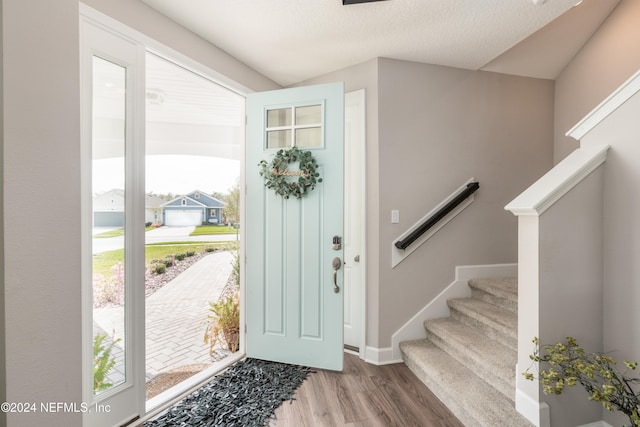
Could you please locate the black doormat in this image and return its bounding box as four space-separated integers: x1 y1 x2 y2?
145 358 312 427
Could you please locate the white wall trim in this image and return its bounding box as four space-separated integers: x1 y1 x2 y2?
364 346 401 365
504 145 609 216
578 423 614 427
566 69 640 141
390 263 517 361
392 178 477 268
516 387 551 427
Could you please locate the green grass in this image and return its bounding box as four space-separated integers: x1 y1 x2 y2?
93 226 155 238
93 228 124 238
190 225 238 236
92 241 236 277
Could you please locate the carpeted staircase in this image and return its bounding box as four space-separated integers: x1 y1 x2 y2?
399 277 534 427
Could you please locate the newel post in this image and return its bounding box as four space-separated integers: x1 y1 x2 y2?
505 145 608 427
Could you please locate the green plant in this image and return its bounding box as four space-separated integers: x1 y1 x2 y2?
175 253 187 261
151 263 166 275
186 250 196 257
93 333 120 393
525 337 640 426
203 291 240 354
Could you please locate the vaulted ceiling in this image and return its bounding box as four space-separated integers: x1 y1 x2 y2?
141 0 620 87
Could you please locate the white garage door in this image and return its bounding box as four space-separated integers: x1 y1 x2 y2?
165 209 202 226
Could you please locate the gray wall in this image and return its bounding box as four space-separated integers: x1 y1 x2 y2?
0 1 6 425
3 0 82 425
555 3 640 425
1 1 277 426
554 0 639 163
298 58 554 349
376 59 554 346
578 91 640 427
538 168 604 427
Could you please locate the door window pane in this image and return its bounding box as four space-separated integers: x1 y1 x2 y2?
265 104 323 149
295 128 321 148
295 105 321 126
267 108 292 128
267 130 291 149
92 56 127 395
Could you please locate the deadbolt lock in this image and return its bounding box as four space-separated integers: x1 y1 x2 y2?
332 236 342 250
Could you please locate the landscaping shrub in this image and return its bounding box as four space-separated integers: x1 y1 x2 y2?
151 263 166 275
186 250 196 257
175 253 187 261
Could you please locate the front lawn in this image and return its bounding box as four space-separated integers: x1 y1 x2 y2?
92 241 235 277
190 224 238 236
94 226 155 238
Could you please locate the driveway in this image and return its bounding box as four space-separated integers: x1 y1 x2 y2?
92 226 239 254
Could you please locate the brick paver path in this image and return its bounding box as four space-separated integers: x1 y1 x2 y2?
93 250 233 386
145 250 232 377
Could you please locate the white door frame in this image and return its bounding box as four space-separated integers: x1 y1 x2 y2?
80 11 146 426
344 89 367 359
80 4 371 423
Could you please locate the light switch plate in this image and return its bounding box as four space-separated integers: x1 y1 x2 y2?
391 210 400 223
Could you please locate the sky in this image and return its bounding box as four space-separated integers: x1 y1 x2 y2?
93 154 240 196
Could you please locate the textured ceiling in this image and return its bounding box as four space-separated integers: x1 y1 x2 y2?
141 0 619 86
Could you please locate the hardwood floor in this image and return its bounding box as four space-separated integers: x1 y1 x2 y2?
271 353 464 427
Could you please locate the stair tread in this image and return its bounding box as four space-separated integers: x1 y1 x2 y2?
468 277 517 302
425 317 516 382
400 339 533 427
448 297 517 335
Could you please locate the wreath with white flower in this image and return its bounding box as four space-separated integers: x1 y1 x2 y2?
258 147 322 199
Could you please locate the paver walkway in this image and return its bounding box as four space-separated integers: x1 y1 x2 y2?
93 250 233 385
145 250 232 376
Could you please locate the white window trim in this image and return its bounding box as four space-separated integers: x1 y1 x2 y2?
80 3 249 422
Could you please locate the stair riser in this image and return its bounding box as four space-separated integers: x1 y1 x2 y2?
470 288 517 314
425 328 514 401
450 308 517 352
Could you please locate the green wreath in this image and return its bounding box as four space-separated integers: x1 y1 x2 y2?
258 146 322 199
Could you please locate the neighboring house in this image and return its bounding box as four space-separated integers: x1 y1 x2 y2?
4 1 640 427
145 193 165 225
93 191 171 227
161 190 224 226
92 188 124 227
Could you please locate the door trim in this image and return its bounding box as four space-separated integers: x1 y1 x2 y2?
345 89 367 360
80 5 251 423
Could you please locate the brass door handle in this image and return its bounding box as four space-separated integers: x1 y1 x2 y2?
332 257 341 293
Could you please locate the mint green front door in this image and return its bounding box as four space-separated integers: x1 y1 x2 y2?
246 82 344 371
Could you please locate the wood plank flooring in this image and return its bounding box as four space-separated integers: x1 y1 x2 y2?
270 353 464 427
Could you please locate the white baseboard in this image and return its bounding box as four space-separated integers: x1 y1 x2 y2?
364 346 402 365
515 388 550 427
390 263 517 360
578 423 613 427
